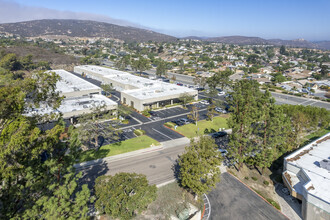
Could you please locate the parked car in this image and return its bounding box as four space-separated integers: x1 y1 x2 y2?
196 87 204 91
215 107 223 112
218 91 225 96
211 131 227 138
149 111 158 117
200 100 210 105
179 118 190 124
219 148 228 157
215 107 227 114
176 82 183 86
171 120 184 126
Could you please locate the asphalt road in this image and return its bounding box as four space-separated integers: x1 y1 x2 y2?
80 140 188 187
270 92 330 110
208 173 288 220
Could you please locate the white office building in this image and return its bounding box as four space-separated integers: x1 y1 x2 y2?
27 70 117 119
283 132 330 220
74 65 198 111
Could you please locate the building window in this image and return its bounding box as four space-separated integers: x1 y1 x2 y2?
130 101 134 108
123 97 126 104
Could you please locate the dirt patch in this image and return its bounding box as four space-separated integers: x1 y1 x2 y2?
135 182 202 220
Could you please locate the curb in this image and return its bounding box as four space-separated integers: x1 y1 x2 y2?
74 144 163 169
156 179 176 188
201 193 211 220
164 124 186 137
227 172 290 220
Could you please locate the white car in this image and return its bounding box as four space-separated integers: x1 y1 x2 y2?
200 100 210 105
215 107 223 112
218 91 225 96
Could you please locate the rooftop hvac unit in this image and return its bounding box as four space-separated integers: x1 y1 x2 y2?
320 159 330 171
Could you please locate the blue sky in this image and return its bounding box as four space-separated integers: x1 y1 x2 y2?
5 0 330 40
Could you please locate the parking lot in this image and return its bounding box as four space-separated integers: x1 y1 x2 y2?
148 106 190 121
208 173 288 220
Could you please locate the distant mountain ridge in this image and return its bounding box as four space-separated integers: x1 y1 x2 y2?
0 19 177 42
186 35 329 50
0 19 329 50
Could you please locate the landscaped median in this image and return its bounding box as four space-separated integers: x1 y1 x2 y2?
78 135 160 163
170 116 229 138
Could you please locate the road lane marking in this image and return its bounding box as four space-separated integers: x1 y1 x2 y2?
152 128 173 140
306 101 317 106
300 100 314 105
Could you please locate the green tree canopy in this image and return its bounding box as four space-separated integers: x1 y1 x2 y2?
178 136 222 196
95 173 157 219
156 59 167 78
0 68 93 219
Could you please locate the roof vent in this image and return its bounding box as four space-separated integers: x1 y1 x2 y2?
320 159 330 171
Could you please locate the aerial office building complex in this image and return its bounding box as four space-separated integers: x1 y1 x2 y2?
28 70 117 119
283 132 330 220
74 65 198 111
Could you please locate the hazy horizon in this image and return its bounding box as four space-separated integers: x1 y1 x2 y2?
0 0 329 41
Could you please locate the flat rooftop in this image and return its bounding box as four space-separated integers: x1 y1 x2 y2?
50 69 101 94
285 133 330 203
123 84 196 100
75 65 197 100
27 94 117 117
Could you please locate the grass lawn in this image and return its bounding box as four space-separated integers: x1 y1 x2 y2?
79 135 160 163
176 116 228 138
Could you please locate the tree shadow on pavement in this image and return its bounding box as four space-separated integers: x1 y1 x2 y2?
78 161 110 190
172 159 181 183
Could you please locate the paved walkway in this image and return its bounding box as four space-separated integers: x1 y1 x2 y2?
74 137 190 170
275 183 302 220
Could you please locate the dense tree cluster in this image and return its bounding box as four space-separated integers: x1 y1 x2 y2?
95 173 157 219
227 80 330 172
0 64 93 218
0 52 50 71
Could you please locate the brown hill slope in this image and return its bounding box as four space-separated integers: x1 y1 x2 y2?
0 19 177 42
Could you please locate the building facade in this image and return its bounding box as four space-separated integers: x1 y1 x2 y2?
283 133 330 220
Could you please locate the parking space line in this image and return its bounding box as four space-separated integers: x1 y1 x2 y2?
152 128 173 140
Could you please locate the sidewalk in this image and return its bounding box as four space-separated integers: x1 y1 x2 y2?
74 144 163 170
74 137 190 170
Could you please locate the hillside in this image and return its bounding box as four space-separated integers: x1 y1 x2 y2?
3 46 79 66
204 35 323 49
0 19 177 43
206 36 267 45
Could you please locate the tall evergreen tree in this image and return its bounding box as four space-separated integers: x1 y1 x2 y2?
178 136 222 196
227 80 261 170
249 91 291 172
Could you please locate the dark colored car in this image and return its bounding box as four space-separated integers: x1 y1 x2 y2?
179 118 190 124
196 87 204 91
149 111 158 117
211 131 227 138
176 82 183 86
171 120 184 126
